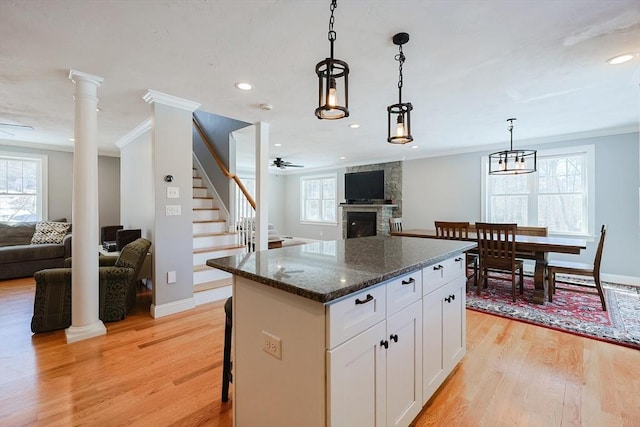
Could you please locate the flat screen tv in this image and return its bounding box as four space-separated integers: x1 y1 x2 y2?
345 170 385 202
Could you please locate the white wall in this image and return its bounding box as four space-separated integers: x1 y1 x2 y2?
403 132 640 280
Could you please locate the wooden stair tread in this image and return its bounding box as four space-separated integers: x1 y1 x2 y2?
193 207 220 211
193 244 246 254
193 219 225 224
193 278 232 293
193 231 237 238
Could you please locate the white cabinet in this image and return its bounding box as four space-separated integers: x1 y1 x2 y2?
327 271 422 427
422 258 466 403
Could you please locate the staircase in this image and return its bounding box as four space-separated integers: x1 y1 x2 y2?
192 167 246 305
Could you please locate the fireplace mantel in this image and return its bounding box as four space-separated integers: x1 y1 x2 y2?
340 204 398 238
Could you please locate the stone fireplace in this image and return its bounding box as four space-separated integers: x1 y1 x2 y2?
341 204 397 238
346 212 377 238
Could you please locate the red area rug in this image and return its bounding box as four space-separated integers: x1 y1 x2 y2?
466 274 640 349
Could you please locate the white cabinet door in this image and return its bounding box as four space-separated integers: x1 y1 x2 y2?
327 321 387 427
422 283 445 403
442 276 466 370
386 300 423 427
422 275 466 403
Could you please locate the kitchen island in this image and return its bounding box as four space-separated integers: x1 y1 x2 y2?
207 235 475 427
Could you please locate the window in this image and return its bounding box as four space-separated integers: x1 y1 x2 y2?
0 152 47 222
301 174 337 224
482 145 594 237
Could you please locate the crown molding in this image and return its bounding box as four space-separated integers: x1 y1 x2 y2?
116 118 152 149
142 90 200 112
68 69 104 86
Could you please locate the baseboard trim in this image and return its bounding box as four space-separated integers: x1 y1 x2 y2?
600 273 639 287
194 285 232 305
66 321 107 343
151 297 196 318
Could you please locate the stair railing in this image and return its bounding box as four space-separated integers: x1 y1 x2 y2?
193 117 256 252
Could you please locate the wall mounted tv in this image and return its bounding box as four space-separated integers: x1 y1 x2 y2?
345 170 385 203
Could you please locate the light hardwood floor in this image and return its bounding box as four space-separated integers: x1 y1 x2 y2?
1 277 638 426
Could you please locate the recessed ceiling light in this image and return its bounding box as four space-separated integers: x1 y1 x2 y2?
411 145 418 149
235 82 254 90
606 54 634 65
69 138 75 142
274 143 282 147
349 124 360 129
339 156 346 160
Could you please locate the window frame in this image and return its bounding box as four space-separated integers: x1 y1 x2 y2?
0 151 48 222
300 173 338 226
481 144 595 240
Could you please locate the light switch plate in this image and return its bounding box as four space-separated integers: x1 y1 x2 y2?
167 271 176 284
167 187 179 199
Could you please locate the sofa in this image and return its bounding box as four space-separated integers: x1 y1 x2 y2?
0 221 72 280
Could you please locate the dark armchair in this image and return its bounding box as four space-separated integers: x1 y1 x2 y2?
31 238 151 333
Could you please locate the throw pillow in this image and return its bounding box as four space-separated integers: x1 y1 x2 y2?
30 222 71 245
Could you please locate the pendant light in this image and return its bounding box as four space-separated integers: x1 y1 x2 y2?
387 32 413 144
315 0 349 120
488 118 537 175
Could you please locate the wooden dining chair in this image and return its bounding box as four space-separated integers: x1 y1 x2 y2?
389 217 403 233
434 221 477 288
475 222 524 302
547 224 607 310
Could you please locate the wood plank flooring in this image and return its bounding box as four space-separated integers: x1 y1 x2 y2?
1 277 638 426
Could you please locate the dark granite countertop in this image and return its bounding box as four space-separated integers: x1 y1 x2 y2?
206 235 476 303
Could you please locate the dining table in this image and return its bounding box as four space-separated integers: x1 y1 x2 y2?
390 229 588 304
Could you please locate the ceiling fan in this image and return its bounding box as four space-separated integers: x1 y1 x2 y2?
272 157 304 169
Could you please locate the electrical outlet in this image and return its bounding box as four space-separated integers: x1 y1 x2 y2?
262 331 282 360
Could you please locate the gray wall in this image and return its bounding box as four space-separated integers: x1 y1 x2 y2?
281 166 346 241
192 111 251 211
151 103 194 306
403 132 640 279
0 143 120 233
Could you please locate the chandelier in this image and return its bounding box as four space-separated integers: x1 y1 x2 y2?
488 118 537 175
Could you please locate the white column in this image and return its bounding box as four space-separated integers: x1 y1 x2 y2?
66 70 106 343
255 122 269 251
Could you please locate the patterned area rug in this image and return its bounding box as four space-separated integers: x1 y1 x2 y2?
466 274 640 349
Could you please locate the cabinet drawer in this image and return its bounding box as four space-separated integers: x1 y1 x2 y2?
326 285 386 349
386 270 422 316
422 255 466 296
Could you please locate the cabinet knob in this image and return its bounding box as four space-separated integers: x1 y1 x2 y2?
390 334 398 343
445 294 456 303
355 294 374 305
455 257 463 262
401 277 415 285
433 265 444 271
380 340 389 349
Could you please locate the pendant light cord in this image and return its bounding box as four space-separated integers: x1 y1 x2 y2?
396 45 405 103
328 0 337 57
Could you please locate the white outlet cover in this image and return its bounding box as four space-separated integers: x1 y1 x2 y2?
165 205 181 216
262 331 282 360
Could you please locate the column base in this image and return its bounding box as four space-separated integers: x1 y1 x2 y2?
65 320 107 343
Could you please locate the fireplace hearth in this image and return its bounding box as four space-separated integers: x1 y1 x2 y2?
347 212 377 238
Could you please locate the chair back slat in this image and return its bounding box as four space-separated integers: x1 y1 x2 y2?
389 217 403 233
434 221 469 240
475 222 517 269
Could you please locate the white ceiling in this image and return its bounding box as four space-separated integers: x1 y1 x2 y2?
1 0 639 171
